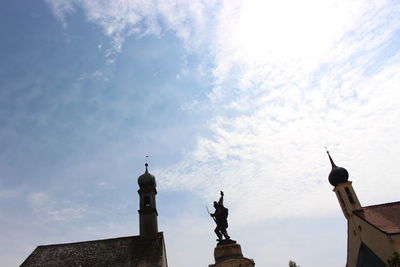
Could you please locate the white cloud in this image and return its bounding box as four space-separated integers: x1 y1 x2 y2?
45 0 79 27
0 185 24 200
158 0 400 225
46 0 218 54
40 1 400 265
43 0 400 226
28 192 87 221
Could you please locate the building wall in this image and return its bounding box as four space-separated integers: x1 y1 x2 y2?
391 235 400 252
347 216 395 267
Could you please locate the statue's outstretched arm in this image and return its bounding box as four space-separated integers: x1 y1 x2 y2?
218 191 224 206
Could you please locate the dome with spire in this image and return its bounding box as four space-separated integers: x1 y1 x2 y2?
138 163 156 189
327 151 349 186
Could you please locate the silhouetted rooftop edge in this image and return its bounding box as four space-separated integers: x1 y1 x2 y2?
20 232 167 267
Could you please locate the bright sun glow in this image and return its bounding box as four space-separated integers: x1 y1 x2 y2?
227 1 366 66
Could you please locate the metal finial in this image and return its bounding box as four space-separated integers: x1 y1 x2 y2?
325 147 336 168
145 155 149 172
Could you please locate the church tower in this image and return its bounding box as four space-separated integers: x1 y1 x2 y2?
137 163 158 240
327 150 361 219
327 152 400 267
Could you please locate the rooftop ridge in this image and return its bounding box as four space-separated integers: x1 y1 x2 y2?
359 200 400 210
36 232 164 248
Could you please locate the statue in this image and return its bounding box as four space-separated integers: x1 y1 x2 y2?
210 191 230 242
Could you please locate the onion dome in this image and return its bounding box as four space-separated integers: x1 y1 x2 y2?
327 151 349 186
138 163 156 189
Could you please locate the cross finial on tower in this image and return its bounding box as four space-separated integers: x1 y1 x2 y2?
145 155 149 170
325 147 337 167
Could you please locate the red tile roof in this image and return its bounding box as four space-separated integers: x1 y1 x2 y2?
354 201 400 234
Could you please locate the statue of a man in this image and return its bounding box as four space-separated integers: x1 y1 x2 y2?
210 191 230 241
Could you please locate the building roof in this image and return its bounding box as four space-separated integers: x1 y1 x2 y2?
353 201 400 234
20 232 167 267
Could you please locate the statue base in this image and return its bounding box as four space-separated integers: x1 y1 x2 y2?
208 239 255 267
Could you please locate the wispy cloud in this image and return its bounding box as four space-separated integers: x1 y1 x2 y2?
45 0 400 223
45 0 78 27
29 192 87 222
0 185 25 200
46 0 218 55
34 1 400 266
159 0 400 224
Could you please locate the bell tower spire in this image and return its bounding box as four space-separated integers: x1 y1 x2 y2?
326 150 361 218
137 162 158 240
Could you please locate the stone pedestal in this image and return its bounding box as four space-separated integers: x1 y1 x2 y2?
209 240 255 267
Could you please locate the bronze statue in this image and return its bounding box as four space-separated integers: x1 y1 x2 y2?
210 191 230 241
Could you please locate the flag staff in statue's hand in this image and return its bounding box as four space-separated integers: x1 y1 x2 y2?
209 191 230 242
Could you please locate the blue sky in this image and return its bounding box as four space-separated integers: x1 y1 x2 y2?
1 0 400 266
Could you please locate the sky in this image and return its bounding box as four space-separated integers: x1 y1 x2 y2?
1 0 400 266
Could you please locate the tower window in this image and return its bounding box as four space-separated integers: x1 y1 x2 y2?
144 196 151 207
345 187 355 204
338 191 346 207
337 191 349 217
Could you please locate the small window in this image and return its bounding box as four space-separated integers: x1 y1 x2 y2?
353 230 357 236
337 191 349 217
338 191 346 207
345 187 355 204
358 225 362 231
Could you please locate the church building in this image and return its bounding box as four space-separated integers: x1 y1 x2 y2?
20 164 168 267
327 151 400 267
